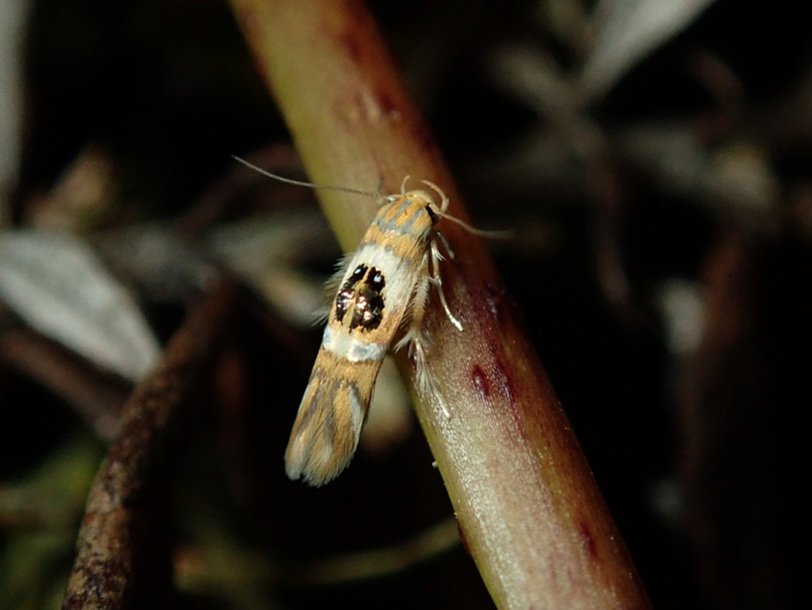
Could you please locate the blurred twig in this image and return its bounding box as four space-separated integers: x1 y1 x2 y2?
61 280 236 610
0 329 127 440
177 516 460 592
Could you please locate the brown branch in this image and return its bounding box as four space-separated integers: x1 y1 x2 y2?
227 1 651 609
61 280 236 610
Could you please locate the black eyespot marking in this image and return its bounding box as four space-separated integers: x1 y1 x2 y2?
335 264 367 323
333 264 386 331
349 265 366 282
368 267 385 291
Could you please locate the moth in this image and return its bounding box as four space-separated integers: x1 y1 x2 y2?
234 157 486 486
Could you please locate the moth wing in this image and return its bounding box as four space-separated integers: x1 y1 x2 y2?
284 363 374 486
324 252 354 298
311 253 354 326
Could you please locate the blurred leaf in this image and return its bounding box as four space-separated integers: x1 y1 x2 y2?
28 145 118 232
579 0 718 101
0 531 72 610
0 0 27 221
0 434 102 529
0 435 102 610
620 125 776 221
207 210 335 327
0 230 160 381
490 46 575 117
96 223 214 304
538 0 589 54
702 140 777 219
655 278 705 357
619 121 708 195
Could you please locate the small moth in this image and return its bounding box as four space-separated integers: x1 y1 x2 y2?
233 157 485 486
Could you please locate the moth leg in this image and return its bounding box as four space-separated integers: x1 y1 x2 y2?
392 257 451 418
406 294 451 418
424 239 456 417
412 333 450 419
429 237 463 332
394 254 432 355
434 229 455 260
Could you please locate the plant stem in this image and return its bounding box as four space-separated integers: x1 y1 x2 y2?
228 1 651 608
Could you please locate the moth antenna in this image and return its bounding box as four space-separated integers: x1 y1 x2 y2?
436 210 512 239
232 155 377 199
416 178 510 238
420 179 449 213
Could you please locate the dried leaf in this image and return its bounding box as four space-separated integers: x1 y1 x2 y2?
0 230 160 381
579 0 718 101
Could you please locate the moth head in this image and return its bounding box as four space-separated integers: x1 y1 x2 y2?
425 202 439 225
